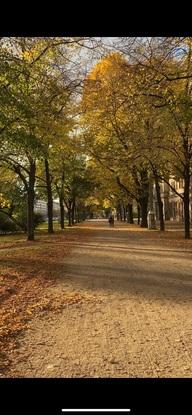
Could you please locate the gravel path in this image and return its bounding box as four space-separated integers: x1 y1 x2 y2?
9 221 192 377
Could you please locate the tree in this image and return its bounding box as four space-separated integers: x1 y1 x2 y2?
0 37 89 239
117 37 192 238
81 52 152 227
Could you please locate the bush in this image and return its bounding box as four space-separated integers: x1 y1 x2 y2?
16 208 27 232
0 210 45 234
16 208 45 231
33 212 45 229
0 212 20 234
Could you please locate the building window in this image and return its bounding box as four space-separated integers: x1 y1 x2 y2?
179 179 184 189
170 181 175 193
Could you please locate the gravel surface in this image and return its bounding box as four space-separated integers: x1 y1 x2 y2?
6 221 192 377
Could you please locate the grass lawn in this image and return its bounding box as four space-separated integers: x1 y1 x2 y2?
0 220 69 244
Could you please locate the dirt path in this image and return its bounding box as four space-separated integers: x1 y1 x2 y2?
6 221 192 377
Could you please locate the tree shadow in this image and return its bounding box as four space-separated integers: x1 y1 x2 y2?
1 243 191 305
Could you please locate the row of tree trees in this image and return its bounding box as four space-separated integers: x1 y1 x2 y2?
0 37 98 239
81 37 192 238
1 37 192 239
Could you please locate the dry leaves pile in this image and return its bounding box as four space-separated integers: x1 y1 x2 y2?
0 227 92 374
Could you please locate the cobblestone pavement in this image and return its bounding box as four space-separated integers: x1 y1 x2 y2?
8 221 192 377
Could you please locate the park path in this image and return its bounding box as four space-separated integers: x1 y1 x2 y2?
9 220 192 377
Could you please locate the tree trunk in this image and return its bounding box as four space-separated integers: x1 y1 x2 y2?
123 204 126 221
139 170 149 228
76 205 80 222
27 161 36 241
119 203 123 221
68 209 72 226
72 199 76 225
59 166 65 229
76 207 80 223
137 204 141 225
127 203 134 224
116 206 120 221
45 158 53 234
184 165 190 239
67 200 72 226
59 195 65 229
140 197 148 227
154 172 165 231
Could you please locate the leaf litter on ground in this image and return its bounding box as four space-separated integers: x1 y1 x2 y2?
0 227 95 374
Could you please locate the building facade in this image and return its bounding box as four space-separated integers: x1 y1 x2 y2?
34 200 60 220
154 179 192 222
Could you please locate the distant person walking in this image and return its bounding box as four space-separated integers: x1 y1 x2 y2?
108 214 115 227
